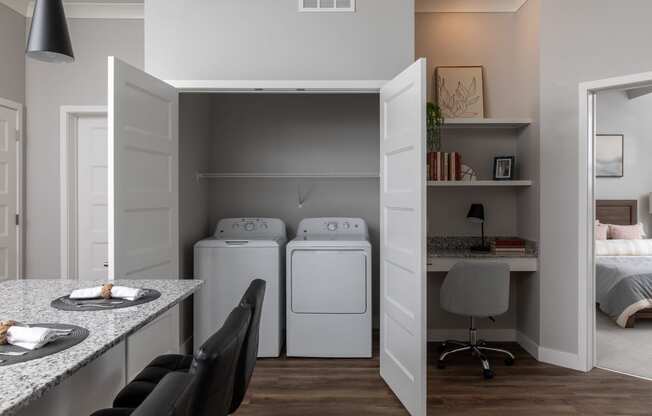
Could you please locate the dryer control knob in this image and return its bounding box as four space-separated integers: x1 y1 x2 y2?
244 222 255 231
342 222 351 230
327 222 338 231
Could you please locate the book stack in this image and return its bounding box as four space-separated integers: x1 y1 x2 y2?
427 151 461 181
491 238 527 255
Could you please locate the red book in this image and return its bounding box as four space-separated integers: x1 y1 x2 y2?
455 153 462 180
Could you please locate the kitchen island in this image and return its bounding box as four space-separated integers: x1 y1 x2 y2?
0 279 203 416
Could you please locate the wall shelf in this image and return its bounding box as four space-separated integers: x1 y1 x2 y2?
428 180 533 187
196 172 380 180
443 118 532 129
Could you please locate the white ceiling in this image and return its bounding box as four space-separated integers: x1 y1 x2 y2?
1 0 143 18
2 0 529 19
416 0 528 13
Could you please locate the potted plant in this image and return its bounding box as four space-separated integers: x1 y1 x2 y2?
427 102 444 152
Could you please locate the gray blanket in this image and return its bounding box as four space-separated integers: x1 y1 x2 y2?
596 256 652 327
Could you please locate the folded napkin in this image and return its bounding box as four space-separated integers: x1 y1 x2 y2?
69 286 144 301
69 286 103 299
110 286 144 301
6 326 70 350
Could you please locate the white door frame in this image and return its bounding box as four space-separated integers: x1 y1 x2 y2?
0 97 24 279
60 106 107 279
578 71 652 372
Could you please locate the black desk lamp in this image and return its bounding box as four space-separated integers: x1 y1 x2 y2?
467 204 490 252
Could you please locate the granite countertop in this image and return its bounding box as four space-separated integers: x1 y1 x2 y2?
0 279 203 416
428 236 538 258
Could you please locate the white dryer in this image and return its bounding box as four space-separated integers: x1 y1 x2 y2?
286 218 371 358
194 218 286 357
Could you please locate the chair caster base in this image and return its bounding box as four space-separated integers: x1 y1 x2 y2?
483 369 494 380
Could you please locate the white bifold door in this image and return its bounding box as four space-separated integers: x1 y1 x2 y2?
108 57 179 279
379 59 427 416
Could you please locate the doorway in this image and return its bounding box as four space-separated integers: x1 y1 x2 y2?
579 71 652 374
60 106 108 280
0 97 23 280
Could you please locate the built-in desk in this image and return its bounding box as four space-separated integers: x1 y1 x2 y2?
428 237 538 272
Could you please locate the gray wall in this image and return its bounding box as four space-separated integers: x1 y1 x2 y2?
416 12 527 237
416 10 540 336
144 0 414 81
539 0 652 355
596 89 652 234
0 3 25 105
204 93 381 325
514 0 541 345
25 19 143 278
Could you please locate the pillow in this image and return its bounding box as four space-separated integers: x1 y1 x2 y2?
596 239 652 256
595 221 608 240
608 223 646 240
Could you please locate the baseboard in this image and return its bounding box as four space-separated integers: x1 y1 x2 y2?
538 346 583 371
428 328 517 342
515 331 539 359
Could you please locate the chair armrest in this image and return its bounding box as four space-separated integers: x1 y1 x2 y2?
131 372 192 416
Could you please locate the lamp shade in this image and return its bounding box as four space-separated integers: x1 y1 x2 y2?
467 204 485 223
26 0 74 63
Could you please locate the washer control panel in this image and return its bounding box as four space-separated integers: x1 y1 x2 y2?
215 218 286 239
297 218 368 237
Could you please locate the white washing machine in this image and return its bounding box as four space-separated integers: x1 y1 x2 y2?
286 218 372 358
194 218 286 357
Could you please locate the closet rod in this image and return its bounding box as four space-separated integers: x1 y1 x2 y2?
196 172 380 180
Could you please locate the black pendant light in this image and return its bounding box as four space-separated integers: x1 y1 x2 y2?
26 0 74 63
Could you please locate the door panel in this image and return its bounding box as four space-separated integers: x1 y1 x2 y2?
379 59 427 416
0 104 18 281
108 57 179 279
77 115 108 280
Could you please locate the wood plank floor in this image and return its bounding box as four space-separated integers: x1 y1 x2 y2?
237 342 652 415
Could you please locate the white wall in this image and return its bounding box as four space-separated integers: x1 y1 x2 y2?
0 3 25 105
25 19 143 278
596 89 652 234
144 0 414 81
539 0 652 356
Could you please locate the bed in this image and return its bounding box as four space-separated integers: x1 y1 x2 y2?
595 199 652 328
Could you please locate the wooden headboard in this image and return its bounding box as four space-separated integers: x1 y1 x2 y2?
596 200 638 225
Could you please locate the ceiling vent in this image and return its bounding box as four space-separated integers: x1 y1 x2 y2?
299 0 355 12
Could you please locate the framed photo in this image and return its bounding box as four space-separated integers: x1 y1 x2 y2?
493 156 514 180
595 134 624 177
435 66 485 119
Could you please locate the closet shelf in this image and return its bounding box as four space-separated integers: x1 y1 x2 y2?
443 118 532 129
196 172 380 180
428 180 533 187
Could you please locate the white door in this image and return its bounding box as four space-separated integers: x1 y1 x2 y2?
0 102 19 281
379 59 427 416
77 115 109 280
108 57 179 279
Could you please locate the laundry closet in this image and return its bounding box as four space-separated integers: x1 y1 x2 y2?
107 56 427 414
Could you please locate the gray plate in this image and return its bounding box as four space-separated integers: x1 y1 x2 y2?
50 289 161 311
0 323 89 367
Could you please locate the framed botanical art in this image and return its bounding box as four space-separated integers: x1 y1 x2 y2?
435 66 485 118
595 134 624 177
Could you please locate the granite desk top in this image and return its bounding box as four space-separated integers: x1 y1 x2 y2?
0 279 203 416
428 236 538 259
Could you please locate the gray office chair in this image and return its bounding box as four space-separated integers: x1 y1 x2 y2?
437 261 515 379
